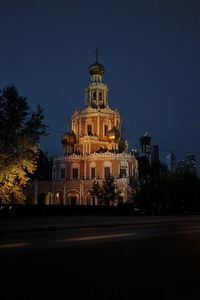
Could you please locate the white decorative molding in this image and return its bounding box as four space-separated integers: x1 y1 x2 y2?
89 161 96 167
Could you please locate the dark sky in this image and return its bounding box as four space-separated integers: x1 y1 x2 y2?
0 0 200 171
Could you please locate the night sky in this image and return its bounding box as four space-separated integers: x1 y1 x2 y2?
0 0 200 172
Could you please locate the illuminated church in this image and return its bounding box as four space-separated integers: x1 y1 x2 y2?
51 55 138 205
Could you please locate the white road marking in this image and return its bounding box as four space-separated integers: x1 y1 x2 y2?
0 242 30 249
62 232 137 242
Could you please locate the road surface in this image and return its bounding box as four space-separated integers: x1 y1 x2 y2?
1 216 200 299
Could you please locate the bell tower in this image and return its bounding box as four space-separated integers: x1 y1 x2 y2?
85 48 109 109
63 52 125 155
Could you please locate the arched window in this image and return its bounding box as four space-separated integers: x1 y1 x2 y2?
104 125 108 136
120 167 126 178
87 124 92 135
119 162 128 178
92 91 96 100
99 91 103 101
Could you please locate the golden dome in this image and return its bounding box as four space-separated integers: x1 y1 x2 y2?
107 127 120 143
61 132 76 146
89 63 105 76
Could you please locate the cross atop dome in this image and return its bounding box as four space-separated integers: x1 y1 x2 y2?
93 47 101 63
89 48 105 77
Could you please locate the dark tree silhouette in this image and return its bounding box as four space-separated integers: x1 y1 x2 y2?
91 176 119 206
136 157 200 214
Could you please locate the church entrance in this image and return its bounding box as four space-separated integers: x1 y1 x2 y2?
71 197 77 205
66 192 80 205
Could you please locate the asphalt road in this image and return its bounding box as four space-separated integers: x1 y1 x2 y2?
1 217 200 300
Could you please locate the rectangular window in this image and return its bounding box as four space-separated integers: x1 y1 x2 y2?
72 168 78 179
53 169 56 180
120 168 126 178
104 167 111 178
91 167 96 179
104 125 108 136
60 168 66 180
87 124 92 135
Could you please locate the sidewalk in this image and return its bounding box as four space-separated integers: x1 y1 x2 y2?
1 214 200 234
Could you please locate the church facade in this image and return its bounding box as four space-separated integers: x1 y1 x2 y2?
51 58 138 206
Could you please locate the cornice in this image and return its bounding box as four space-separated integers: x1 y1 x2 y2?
71 107 120 119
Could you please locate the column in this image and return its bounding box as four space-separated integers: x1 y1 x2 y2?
52 182 55 205
63 183 66 205
97 90 99 107
89 90 92 103
105 91 108 106
84 160 87 179
79 118 81 136
97 116 100 137
80 181 83 205
114 115 117 127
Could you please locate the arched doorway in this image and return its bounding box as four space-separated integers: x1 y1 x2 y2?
84 190 96 205
45 192 53 205
55 191 64 205
66 191 80 205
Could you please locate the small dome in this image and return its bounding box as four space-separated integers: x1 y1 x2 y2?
107 127 120 143
89 63 105 76
61 131 76 146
